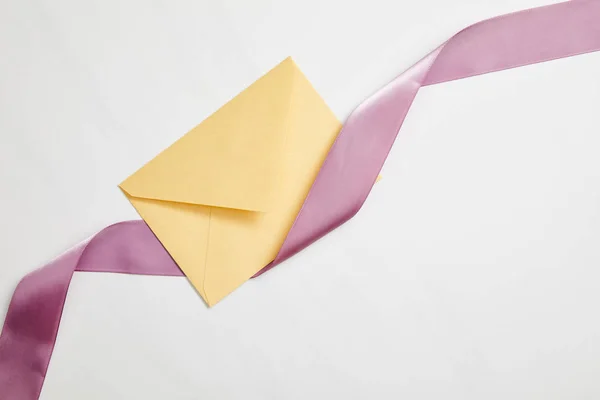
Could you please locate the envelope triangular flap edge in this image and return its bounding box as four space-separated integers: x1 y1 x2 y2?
119 58 299 213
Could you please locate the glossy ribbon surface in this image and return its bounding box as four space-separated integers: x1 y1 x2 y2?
256 0 600 275
0 222 183 399
2 1 600 398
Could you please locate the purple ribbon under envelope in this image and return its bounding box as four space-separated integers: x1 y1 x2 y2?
1 1 600 398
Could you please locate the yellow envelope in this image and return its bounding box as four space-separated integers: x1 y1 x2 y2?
120 58 342 306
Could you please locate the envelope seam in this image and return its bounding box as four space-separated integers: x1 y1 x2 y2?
202 207 212 306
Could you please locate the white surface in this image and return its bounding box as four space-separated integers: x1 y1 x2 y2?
1 0 599 399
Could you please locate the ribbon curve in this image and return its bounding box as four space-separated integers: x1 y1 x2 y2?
0 222 183 399
1 1 600 398
255 0 600 275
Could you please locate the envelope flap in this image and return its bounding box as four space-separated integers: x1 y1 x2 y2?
120 58 299 212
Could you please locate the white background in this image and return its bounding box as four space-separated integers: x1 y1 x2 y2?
1 0 600 399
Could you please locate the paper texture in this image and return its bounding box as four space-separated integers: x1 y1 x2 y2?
120 58 342 305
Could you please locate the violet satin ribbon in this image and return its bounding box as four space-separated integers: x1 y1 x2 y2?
256 0 600 276
1 1 599 398
0 222 183 399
